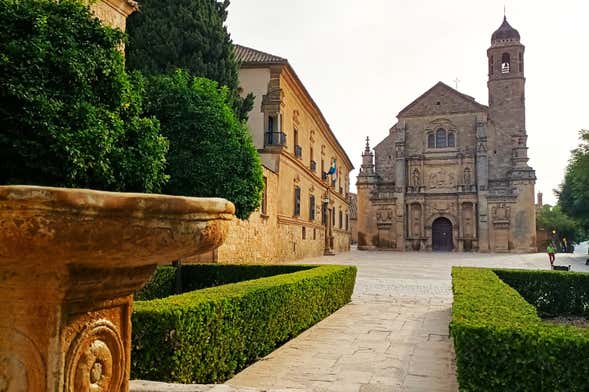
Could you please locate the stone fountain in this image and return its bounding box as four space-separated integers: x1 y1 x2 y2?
0 185 234 391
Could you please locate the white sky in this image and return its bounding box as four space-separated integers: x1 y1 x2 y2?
227 0 589 205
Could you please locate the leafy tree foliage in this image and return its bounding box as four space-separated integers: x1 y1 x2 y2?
0 0 169 192
557 130 589 231
125 0 253 121
536 205 581 244
142 71 263 219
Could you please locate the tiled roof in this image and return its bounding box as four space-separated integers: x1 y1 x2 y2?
234 44 287 65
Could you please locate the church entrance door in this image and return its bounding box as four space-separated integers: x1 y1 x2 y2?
432 217 453 251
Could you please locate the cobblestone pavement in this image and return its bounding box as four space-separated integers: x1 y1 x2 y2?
132 248 589 392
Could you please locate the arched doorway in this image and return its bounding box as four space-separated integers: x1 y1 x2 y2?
432 217 453 251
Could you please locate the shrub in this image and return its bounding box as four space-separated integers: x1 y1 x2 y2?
142 71 264 219
495 269 589 318
451 267 589 391
0 0 168 192
131 264 356 383
135 266 177 301
135 264 313 300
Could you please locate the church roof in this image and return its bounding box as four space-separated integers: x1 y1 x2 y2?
397 81 487 118
234 44 287 65
491 16 520 42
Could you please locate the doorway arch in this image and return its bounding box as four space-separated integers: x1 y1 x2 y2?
432 217 453 251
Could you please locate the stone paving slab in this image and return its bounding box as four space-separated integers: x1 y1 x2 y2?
132 249 589 392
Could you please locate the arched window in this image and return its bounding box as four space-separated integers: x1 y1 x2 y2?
427 133 435 148
435 128 447 148
501 53 511 73
447 132 455 147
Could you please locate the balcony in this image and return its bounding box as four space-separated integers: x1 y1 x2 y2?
310 160 317 172
294 145 303 158
264 131 287 147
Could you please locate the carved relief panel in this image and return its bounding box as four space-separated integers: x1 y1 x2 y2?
426 167 456 191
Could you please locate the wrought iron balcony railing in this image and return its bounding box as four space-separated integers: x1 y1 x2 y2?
264 131 287 147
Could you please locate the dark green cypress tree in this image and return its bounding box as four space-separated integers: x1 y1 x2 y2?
125 0 253 121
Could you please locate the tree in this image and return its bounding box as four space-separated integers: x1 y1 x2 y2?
125 0 253 122
557 130 589 231
142 71 263 219
0 0 169 192
536 205 581 245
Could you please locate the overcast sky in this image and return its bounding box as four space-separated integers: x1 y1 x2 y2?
227 0 588 205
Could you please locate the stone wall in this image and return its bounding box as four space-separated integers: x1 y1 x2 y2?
89 0 137 31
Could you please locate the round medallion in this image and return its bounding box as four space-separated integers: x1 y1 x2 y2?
65 320 124 392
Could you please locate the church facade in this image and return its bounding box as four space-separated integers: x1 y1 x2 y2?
356 17 536 252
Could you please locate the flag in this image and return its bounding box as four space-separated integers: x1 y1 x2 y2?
327 159 336 176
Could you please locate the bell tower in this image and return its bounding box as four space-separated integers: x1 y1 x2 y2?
487 16 536 252
487 16 529 179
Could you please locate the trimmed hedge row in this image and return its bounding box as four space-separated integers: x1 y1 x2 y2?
451 267 589 391
495 268 589 317
135 264 314 301
131 264 356 383
135 266 176 301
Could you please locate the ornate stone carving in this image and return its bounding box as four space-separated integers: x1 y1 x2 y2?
428 168 456 189
412 169 421 187
463 167 471 185
492 203 511 222
65 319 124 392
376 208 394 224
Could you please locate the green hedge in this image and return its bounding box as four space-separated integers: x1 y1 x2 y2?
451 267 589 391
135 266 177 301
131 264 356 383
495 269 589 317
179 264 312 292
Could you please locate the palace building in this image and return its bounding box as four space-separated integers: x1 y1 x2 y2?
356 17 536 252
212 45 353 262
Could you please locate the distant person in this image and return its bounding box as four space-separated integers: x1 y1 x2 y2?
546 244 556 268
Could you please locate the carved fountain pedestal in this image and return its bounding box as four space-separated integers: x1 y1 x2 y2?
0 186 234 391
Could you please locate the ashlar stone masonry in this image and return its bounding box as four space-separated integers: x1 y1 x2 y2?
357 17 536 253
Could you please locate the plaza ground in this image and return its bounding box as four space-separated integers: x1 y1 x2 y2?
132 245 589 392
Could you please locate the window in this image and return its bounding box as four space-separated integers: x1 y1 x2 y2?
447 132 455 147
501 53 511 73
322 201 327 225
309 195 315 221
294 186 301 216
332 207 336 226
435 128 447 148
346 213 349 231
519 52 523 73
339 210 343 229
428 134 435 148
268 116 274 132
302 226 306 240
313 228 317 240
261 177 268 215
429 129 456 149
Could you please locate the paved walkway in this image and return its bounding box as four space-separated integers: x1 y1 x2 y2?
132 248 589 392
